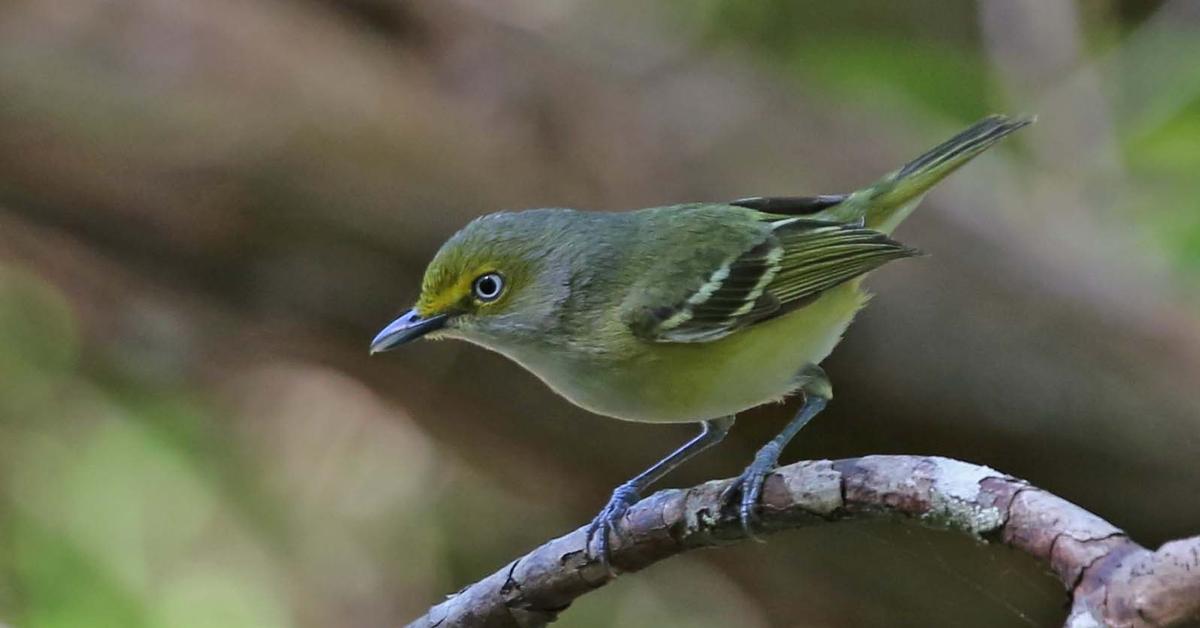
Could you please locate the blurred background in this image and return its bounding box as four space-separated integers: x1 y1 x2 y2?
2 1 1199 626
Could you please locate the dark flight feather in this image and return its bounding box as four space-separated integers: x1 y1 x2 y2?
729 195 848 215
635 218 916 343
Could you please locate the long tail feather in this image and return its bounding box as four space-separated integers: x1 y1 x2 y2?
827 114 1034 233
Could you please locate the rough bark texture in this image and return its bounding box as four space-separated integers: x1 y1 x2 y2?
408 456 1200 628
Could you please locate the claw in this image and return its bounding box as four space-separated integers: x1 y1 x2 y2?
722 445 781 541
721 384 829 542
739 473 768 542
720 472 767 542
585 483 640 572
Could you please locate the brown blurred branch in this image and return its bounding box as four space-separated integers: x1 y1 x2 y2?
408 456 1200 628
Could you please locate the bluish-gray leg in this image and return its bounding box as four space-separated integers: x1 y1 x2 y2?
723 364 831 539
587 415 735 569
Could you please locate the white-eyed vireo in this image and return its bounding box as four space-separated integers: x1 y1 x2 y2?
371 115 1032 565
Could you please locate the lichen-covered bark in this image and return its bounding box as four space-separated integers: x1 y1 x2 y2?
407 456 1200 628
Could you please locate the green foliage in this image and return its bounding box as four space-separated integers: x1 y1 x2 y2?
787 39 990 121
0 268 78 415
675 0 1200 284
11 515 152 628
676 0 989 120
1124 100 1200 274
0 271 289 628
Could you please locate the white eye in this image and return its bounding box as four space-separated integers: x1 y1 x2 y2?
472 272 505 302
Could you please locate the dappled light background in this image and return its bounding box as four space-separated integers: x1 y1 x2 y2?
2 1 1199 626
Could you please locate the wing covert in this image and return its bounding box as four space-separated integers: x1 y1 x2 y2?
629 217 917 343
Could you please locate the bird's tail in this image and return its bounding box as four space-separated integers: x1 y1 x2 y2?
824 114 1034 234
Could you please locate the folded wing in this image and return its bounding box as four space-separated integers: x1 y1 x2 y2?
629 217 918 343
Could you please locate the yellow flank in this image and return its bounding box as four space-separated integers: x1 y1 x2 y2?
494 281 869 423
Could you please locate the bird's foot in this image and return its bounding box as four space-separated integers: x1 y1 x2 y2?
585 482 640 572
721 442 782 541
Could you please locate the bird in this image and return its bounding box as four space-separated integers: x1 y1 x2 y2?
370 114 1033 567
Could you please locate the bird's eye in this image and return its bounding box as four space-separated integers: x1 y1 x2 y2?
472 272 505 302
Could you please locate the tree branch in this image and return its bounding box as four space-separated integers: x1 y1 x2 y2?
407 455 1200 628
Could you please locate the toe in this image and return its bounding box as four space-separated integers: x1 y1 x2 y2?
584 486 640 569
719 478 741 506
585 516 613 569
736 472 768 541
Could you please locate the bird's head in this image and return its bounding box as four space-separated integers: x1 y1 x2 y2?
369 210 576 354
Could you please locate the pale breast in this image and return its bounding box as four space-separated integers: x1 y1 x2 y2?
516 283 868 423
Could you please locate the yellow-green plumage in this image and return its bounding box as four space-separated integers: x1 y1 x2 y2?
391 115 1031 424
371 114 1033 558
516 279 867 423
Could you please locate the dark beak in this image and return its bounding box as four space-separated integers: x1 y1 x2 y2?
369 309 448 354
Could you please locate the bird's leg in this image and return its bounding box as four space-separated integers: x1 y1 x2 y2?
586 415 735 569
723 364 830 540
